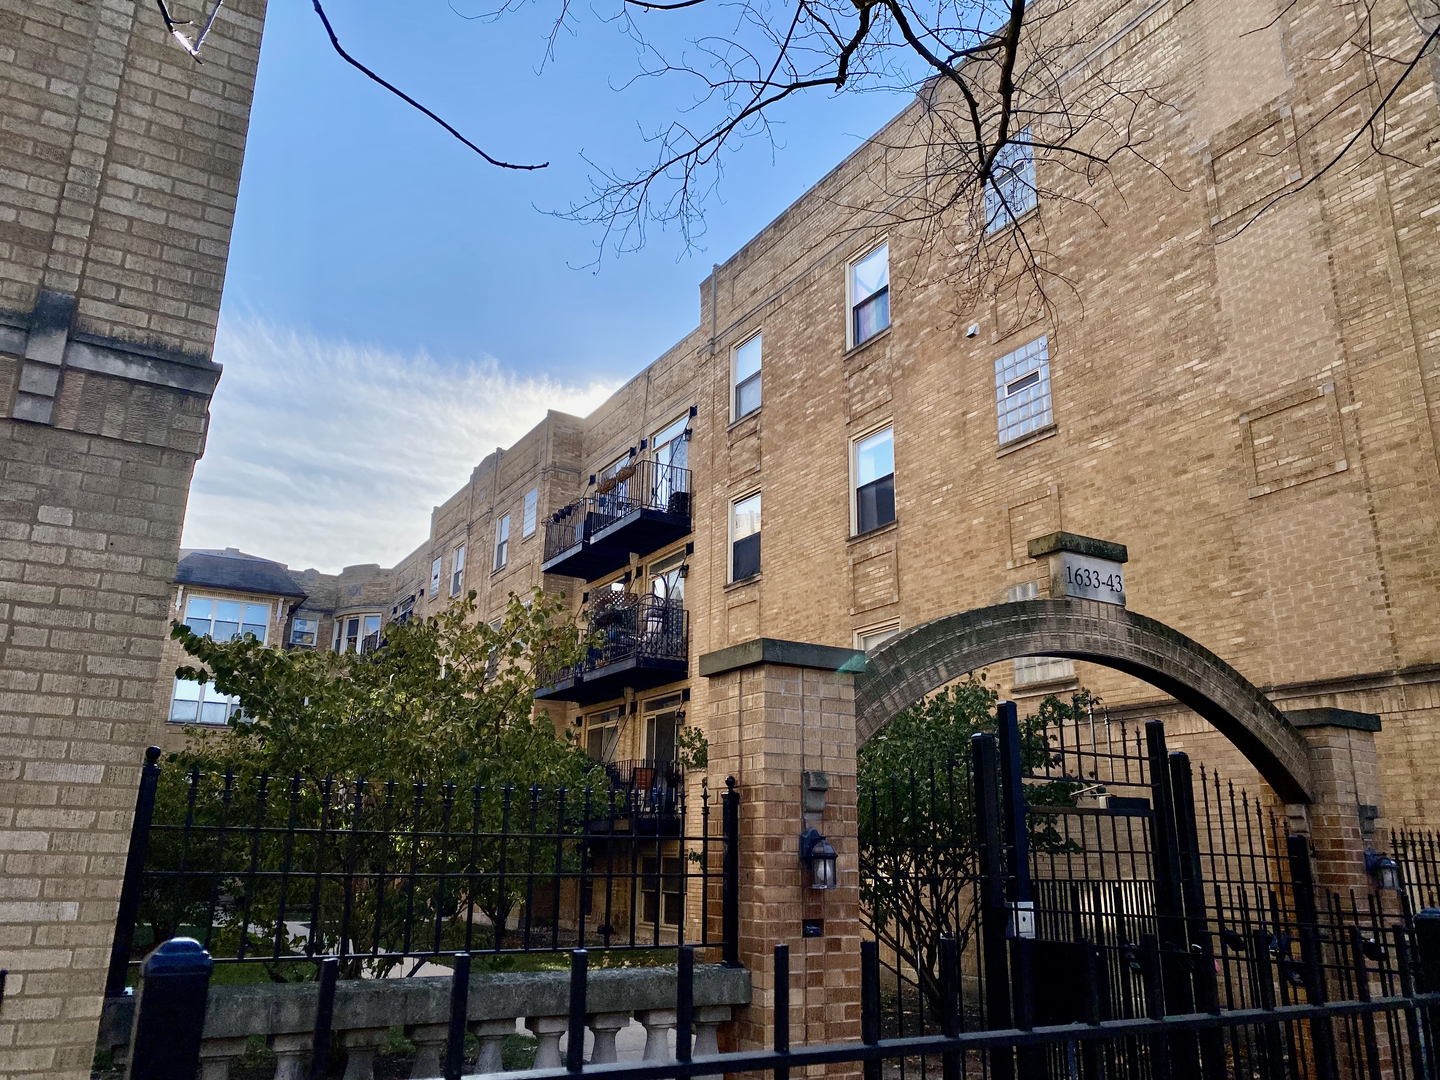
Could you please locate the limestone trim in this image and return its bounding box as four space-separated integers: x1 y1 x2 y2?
854 598 1315 804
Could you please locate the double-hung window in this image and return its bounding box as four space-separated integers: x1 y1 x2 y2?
430 557 442 597
451 545 466 596
184 597 268 643
995 336 1053 445
730 492 761 582
985 129 1037 232
850 243 890 346
522 488 539 538
733 334 761 419
853 425 895 534
494 515 510 571
586 707 622 761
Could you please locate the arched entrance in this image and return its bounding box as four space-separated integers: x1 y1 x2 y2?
852 598 1314 804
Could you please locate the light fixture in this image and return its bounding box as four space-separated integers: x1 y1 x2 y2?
800 828 838 890
1365 847 1400 891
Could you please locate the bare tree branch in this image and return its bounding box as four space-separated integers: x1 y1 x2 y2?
309 1 548 171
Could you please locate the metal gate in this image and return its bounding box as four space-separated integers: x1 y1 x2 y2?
860 701 1429 1080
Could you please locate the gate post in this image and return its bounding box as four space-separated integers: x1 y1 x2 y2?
1145 722 1199 1080
996 704 1041 1076
698 639 864 1061
1287 834 1339 1080
971 732 1014 1080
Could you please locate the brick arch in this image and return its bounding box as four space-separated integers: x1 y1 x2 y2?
853 599 1314 804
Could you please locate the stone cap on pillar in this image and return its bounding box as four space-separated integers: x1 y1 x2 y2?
1283 707 1381 732
698 638 865 677
1026 532 1129 562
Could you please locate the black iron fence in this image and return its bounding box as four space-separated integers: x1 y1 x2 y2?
1396 828 1440 912
120 922 1440 1080
105 750 738 995
859 703 1430 1080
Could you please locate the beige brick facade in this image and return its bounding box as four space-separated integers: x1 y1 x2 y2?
0 0 267 1074
362 0 1440 837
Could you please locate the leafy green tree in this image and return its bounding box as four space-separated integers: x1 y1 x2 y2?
858 676 1089 1014
139 589 600 978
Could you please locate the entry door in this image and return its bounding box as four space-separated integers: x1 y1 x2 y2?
651 416 689 510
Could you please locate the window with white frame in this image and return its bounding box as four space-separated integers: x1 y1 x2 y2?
985 129 1037 232
289 617 319 647
494 515 510 571
184 596 268 643
1007 581 1074 685
730 492 761 582
451 545 466 596
733 334 761 419
853 425 895 534
855 622 900 652
651 415 690 510
169 677 241 726
586 707 622 761
995 336 1053 445
430 557 442 597
522 488 539 538
333 614 382 653
850 243 890 347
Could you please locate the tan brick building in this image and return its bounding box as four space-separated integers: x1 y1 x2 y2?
0 0 268 1074
170 0 1427 1047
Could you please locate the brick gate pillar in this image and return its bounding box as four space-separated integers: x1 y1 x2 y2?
1282 708 1387 897
699 639 864 1062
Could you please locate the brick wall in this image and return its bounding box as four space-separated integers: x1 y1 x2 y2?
0 0 267 1073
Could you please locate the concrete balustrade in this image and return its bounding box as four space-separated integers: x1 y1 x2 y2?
99 963 749 1079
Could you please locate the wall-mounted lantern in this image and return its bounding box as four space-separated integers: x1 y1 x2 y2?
1365 847 1400 891
800 828 838 890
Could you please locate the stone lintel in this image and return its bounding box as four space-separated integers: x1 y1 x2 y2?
698 637 865 678
1284 707 1382 732
1027 531 1129 563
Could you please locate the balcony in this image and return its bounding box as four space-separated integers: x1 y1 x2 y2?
584 758 685 834
536 594 688 705
542 459 691 581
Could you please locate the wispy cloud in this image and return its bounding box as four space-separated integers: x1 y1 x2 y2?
182 317 618 574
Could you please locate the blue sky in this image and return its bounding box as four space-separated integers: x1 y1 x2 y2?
182 0 912 572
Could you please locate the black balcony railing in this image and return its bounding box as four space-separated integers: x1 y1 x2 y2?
536 595 688 705
543 459 692 580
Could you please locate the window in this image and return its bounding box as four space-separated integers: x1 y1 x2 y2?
169 677 240 726
289 617 318 647
1007 582 1074 685
733 334 761 419
853 425 895 534
651 414 691 510
494 515 510 571
522 488 539 538
645 692 684 765
586 707 622 762
343 617 360 652
431 557 442 597
184 597 268 643
649 550 685 604
985 129 1037 232
855 622 900 652
730 492 761 582
361 614 382 652
642 855 683 927
451 545 466 596
596 453 632 515
850 243 890 347
995 336 1053 445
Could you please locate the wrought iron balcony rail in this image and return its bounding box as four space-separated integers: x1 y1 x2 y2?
543 460 692 579
535 595 688 704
